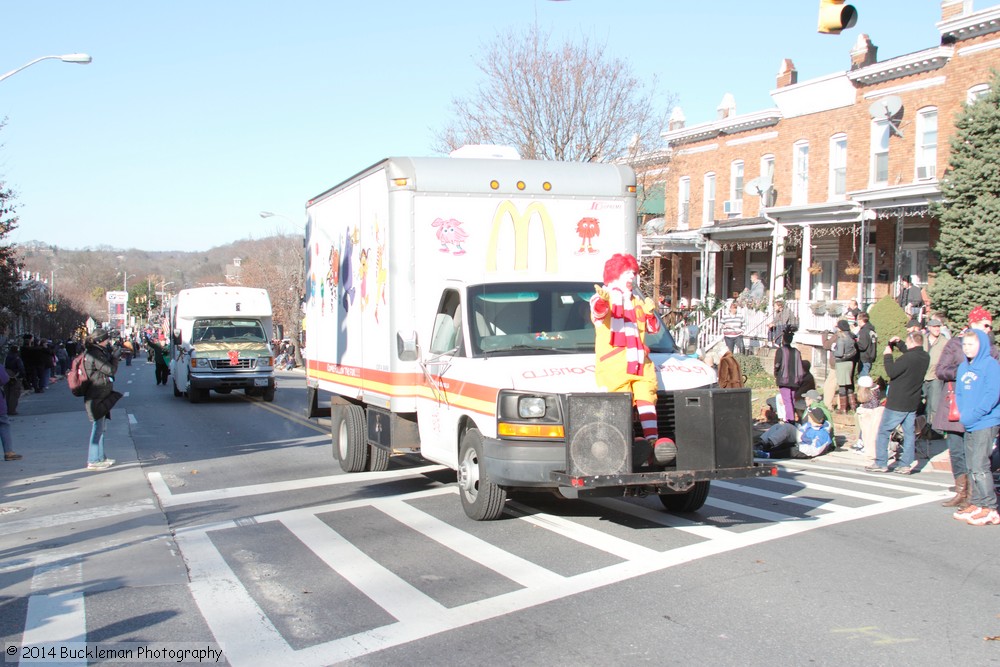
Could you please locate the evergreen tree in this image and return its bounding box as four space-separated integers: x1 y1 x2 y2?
0 178 26 335
929 71 1000 323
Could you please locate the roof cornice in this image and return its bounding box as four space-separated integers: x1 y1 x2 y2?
846 46 954 85
660 109 782 147
937 6 1000 41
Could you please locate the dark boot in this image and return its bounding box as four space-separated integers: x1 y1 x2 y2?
835 395 847 414
847 393 858 411
941 474 969 507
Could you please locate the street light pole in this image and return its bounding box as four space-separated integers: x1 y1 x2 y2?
0 53 92 83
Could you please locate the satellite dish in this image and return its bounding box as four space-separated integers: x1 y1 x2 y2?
868 95 904 137
868 95 903 120
746 177 769 197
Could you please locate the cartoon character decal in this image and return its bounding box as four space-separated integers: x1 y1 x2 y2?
341 228 357 313
432 217 468 256
575 216 600 255
374 221 388 323
359 248 370 310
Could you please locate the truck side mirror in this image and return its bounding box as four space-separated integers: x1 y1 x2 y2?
397 331 418 362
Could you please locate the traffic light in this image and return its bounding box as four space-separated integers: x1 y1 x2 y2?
818 0 857 34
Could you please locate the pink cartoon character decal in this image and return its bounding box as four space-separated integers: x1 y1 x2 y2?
575 216 600 255
432 217 468 256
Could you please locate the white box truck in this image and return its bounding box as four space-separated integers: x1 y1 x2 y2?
304 156 772 520
168 286 277 403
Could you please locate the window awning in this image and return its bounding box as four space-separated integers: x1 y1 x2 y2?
637 182 665 215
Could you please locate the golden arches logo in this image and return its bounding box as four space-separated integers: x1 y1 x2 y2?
486 201 558 273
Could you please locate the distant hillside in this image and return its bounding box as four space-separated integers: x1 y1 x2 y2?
17 235 297 321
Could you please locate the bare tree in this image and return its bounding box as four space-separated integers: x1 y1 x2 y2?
237 234 304 356
436 25 672 163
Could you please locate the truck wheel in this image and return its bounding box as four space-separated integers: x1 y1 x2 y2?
262 386 276 402
368 444 390 472
172 380 182 398
658 481 710 513
332 404 368 473
457 429 506 521
188 387 208 404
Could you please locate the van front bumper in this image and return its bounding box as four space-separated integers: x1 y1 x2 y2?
190 372 275 391
481 436 565 488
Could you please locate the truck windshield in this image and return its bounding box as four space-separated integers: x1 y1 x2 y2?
467 282 676 357
191 319 268 344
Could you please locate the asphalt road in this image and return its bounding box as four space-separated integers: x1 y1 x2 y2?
3 360 1000 666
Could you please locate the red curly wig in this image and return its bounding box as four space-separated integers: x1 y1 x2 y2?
602 253 639 285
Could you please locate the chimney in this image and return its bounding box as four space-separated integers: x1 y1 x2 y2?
776 59 798 88
668 107 686 131
850 34 878 70
941 0 972 21
716 93 736 120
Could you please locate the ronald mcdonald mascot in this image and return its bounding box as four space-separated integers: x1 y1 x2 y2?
590 253 676 467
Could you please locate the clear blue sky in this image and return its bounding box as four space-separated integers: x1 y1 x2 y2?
1 1 951 252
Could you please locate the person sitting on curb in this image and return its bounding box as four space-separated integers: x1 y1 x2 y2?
803 389 835 440
796 407 834 458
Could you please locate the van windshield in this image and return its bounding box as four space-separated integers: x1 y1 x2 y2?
467 281 676 357
192 319 268 344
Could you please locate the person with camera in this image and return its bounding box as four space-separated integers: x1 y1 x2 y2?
83 329 124 471
866 330 930 474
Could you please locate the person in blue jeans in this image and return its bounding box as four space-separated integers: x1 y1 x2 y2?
0 364 22 461
951 328 1000 526
866 331 930 474
83 330 124 470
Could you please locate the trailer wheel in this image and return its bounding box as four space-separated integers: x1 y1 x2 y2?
332 404 368 473
457 429 506 521
658 481 710 513
368 444 390 472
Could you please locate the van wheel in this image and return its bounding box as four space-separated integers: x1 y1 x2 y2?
332 404 368 473
262 386 276 402
457 429 506 521
188 387 208 404
658 481 710 513
368 444 390 472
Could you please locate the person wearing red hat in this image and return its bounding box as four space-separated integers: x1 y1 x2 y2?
951 327 1000 525
591 253 675 467
932 306 998 507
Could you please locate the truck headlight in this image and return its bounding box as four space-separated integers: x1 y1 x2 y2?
518 396 546 418
496 390 564 440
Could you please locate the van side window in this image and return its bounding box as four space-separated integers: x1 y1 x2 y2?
429 290 464 355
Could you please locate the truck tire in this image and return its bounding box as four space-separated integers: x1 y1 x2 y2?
368 444 390 472
332 404 368 473
188 386 208 404
658 480 710 513
262 386 276 402
457 429 506 521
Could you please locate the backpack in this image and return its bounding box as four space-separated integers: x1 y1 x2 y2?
68 353 91 397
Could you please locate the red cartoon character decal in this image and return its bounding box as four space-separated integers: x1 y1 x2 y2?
227 349 240 366
432 217 468 256
575 216 600 255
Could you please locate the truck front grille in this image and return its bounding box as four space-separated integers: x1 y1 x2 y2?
209 358 256 370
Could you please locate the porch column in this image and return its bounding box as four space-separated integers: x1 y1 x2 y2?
769 223 787 313
704 240 720 302
799 224 812 316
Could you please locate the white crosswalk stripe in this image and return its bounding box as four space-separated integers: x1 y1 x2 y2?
159 464 949 666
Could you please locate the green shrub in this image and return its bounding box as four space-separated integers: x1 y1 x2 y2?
866 296 910 382
735 353 775 389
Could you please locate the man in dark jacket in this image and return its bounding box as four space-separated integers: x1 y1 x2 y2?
866 331 931 474
855 312 877 377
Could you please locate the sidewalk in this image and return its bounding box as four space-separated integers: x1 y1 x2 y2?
0 376 186 618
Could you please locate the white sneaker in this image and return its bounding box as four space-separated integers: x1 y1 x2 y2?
86 459 114 470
